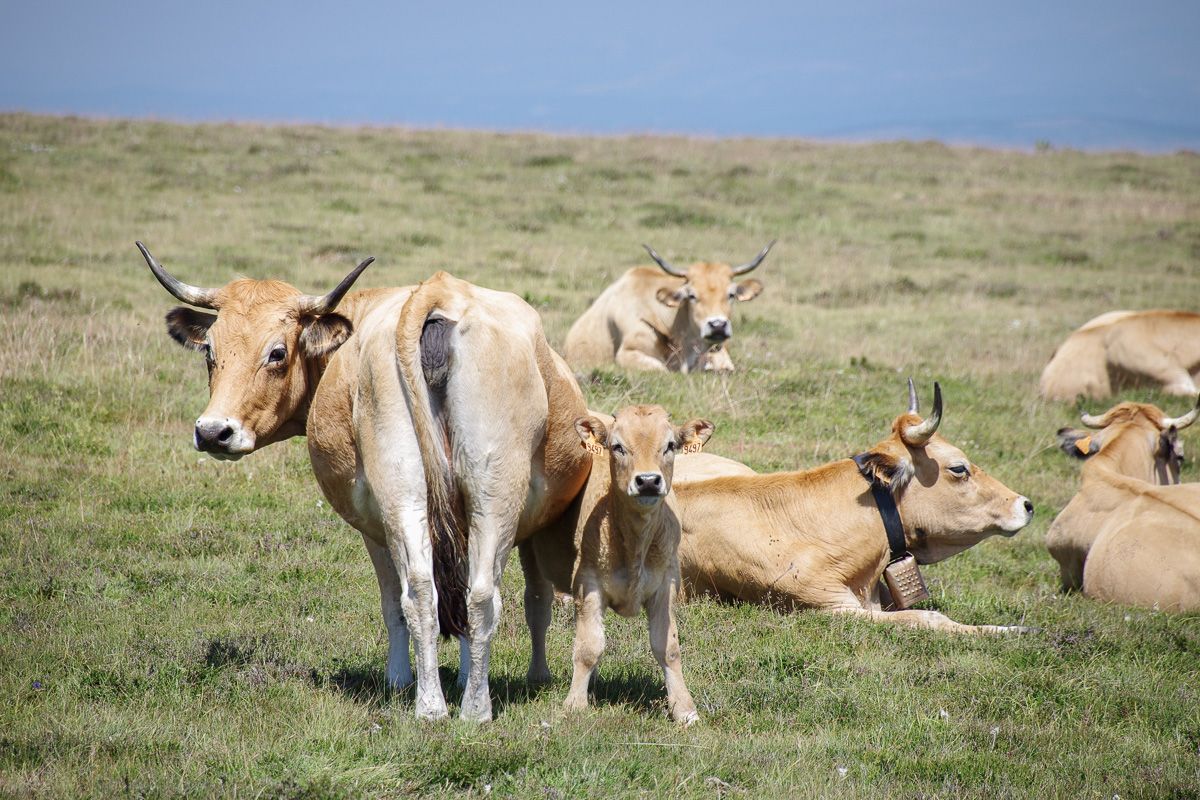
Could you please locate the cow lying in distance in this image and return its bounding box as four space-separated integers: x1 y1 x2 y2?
522 405 713 724
1040 310 1200 400
671 381 1035 633
1048 397 1200 611
139 244 592 722
564 242 774 373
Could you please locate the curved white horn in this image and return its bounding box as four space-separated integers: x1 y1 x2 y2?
907 377 919 414
903 382 942 445
1079 411 1109 429
642 244 688 278
1162 393 1200 430
297 257 375 315
137 241 219 309
731 239 776 276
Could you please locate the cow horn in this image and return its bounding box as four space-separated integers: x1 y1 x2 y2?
1161 394 1200 430
643 244 688 278
137 242 219 310
297 256 375 315
1079 410 1108 429
731 239 776 276
903 382 942 445
907 377 919 414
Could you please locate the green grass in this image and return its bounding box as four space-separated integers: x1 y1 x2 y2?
1 113 1199 798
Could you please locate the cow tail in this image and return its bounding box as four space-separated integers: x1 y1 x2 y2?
396 276 469 639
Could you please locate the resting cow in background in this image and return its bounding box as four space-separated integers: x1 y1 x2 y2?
1040 310 1200 400
564 242 774 373
139 244 591 722
671 381 1036 633
522 405 713 724
1048 397 1200 611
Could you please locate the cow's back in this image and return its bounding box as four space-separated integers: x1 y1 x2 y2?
564 267 682 367
1083 488 1200 612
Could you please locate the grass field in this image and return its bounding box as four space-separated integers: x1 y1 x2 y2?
1 112 1199 798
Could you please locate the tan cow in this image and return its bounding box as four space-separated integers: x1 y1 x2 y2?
564 242 774 373
1040 310 1200 400
1047 397 1200 611
139 243 591 722
521 405 713 724
671 382 1036 633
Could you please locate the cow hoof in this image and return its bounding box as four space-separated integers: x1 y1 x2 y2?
459 699 493 723
415 702 449 722
526 667 553 685
675 709 700 727
562 695 588 712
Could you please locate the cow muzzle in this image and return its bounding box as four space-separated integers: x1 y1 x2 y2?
701 317 731 343
194 416 255 460
629 472 666 505
1001 496 1035 533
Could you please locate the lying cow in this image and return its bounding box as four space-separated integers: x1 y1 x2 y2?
1040 310 1200 400
1048 397 1200 611
139 244 592 721
521 405 713 724
564 242 774 373
671 381 1035 633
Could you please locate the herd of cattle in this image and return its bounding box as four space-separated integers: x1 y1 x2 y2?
136 239 1200 724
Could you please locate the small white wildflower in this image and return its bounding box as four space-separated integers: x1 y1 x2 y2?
939 709 949 719
369 723 382 734
836 766 848 778
1124 614 1131 622
306 616 315 623
316 499 324 509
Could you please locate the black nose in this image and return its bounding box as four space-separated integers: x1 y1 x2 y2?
195 420 234 450
1023 499 1034 515
634 473 664 495
706 319 729 338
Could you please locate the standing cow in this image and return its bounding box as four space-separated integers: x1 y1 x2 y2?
139 243 591 721
1049 397 1200 611
564 242 774 373
671 381 1036 633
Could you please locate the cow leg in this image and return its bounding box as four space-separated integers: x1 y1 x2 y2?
647 581 699 725
830 601 1032 635
829 591 1032 634
458 508 519 723
361 533 413 690
519 540 554 684
616 345 669 372
386 511 450 720
457 636 471 689
564 588 605 711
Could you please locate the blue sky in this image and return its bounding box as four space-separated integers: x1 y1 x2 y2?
2 1 1198 150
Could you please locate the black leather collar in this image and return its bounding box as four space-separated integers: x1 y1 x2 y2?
851 453 907 562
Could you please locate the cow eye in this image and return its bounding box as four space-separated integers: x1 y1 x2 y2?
665 440 677 453
611 443 626 456
267 346 287 364
947 463 970 478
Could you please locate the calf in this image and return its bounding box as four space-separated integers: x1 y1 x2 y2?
523 405 714 724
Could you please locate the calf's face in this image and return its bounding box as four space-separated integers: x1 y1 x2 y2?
576 405 714 507
656 263 763 346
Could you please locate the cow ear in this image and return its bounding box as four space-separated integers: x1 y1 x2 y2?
575 415 609 453
165 307 216 352
733 279 763 302
656 287 685 308
855 451 914 494
1057 427 1101 459
676 419 715 454
300 313 353 358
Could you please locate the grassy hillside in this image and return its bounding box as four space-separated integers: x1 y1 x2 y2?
1 113 1198 798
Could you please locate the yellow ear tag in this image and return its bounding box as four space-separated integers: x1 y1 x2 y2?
681 442 703 455
583 440 605 456
1076 436 1092 455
